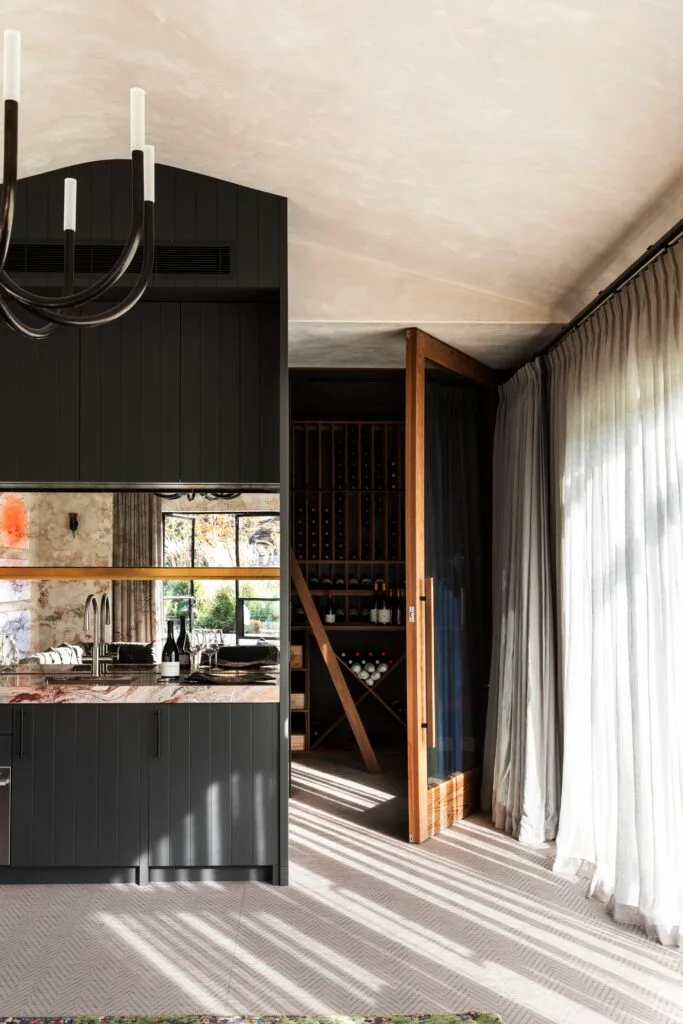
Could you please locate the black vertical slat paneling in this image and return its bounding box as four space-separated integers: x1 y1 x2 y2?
251 704 277 865
135 303 156 483
216 180 237 250
25 174 49 242
258 303 280 483
210 705 230 866
199 303 221 481
218 303 241 483
179 303 203 481
96 706 119 865
120 305 142 481
32 708 55 866
57 328 80 481
110 161 130 240
118 707 142 866
195 174 217 243
89 162 112 240
159 303 182 481
53 707 77 866
257 192 281 287
156 166 176 241
148 708 170 867
78 325 101 481
175 167 196 241
75 706 98 865
10 708 34 865
98 317 124 480
237 187 259 288
46 170 65 242
169 705 191 866
76 163 93 243
239 305 261 482
230 705 253 865
189 706 212 865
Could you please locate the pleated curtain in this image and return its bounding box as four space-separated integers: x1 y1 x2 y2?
482 361 560 844
485 241 683 945
548 244 683 946
112 492 163 643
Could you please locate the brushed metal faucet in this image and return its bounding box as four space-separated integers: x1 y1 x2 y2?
84 593 111 678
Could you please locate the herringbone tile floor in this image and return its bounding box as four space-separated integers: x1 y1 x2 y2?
0 752 681 1024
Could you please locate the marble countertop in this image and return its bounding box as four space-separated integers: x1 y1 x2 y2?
0 664 280 704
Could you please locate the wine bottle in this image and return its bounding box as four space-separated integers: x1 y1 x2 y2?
161 620 180 678
334 573 345 589
360 574 372 589
395 588 404 626
294 604 307 623
335 603 346 623
321 572 333 589
308 573 320 589
370 582 379 624
177 615 190 670
348 575 359 589
348 604 360 622
378 583 392 625
324 593 336 625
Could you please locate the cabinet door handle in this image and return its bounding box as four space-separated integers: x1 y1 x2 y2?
155 710 161 758
17 709 24 759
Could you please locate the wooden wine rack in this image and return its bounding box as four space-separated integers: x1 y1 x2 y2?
291 420 407 756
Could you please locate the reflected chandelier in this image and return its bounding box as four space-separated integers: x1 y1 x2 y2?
0 30 155 339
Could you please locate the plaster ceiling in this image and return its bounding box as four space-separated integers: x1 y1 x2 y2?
5 0 683 367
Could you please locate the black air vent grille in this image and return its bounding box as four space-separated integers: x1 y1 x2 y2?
6 243 232 276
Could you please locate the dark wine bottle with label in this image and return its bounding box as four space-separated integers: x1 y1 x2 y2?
177 615 190 670
161 619 180 678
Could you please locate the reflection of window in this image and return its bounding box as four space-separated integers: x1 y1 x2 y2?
162 513 280 642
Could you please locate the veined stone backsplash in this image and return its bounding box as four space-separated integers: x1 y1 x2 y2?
0 492 113 655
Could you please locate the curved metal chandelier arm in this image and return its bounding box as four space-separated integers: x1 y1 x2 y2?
0 149 145 309
0 100 18 270
0 227 75 338
14 201 155 328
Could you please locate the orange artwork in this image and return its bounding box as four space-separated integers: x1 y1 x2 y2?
0 494 28 549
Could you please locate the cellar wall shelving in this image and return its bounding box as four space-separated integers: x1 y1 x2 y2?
290 419 407 753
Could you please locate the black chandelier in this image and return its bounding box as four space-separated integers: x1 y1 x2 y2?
0 29 155 339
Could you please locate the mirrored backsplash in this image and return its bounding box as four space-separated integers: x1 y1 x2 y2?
0 490 280 662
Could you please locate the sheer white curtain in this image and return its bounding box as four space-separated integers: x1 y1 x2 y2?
482 362 560 844
549 243 683 945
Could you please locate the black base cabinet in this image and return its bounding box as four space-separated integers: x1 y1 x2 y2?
0 703 279 884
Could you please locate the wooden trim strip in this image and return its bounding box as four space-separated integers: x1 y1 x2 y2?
0 567 280 580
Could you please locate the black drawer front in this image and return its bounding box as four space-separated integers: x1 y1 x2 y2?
0 708 11 736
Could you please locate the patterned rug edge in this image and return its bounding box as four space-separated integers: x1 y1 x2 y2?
0 1016 504 1024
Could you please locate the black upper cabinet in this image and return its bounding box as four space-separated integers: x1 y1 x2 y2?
0 160 285 487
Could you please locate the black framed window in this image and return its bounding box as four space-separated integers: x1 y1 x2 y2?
162 512 279 643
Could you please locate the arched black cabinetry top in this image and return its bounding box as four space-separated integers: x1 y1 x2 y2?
0 162 286 487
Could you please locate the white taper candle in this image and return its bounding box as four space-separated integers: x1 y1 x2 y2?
130 87 145 151
3 30 21 103
143 144 155 202
63 177 77 232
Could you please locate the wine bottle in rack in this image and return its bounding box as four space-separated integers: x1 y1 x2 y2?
388 460 398 490
348 603 360 622
370 581 379 624
321 571 333 589
335 602 346 623
348 574 359 589
360 573 372 589
334 572 345 589
308 572 320 589
324 593 336 624
293 603 307 623
378 583 392 625
395 588 404 626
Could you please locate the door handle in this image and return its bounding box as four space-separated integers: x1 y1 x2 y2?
424 577 437 748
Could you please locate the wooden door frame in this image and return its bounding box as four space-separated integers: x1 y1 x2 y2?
405 327 498 843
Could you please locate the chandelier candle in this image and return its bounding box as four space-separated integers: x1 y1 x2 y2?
0 29 156 338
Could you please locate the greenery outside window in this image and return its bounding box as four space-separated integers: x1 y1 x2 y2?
163 512 280 643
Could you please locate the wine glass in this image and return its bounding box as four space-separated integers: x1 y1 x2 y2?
188 630 205 673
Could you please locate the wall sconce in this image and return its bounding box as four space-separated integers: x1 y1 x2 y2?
68 512 79 537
